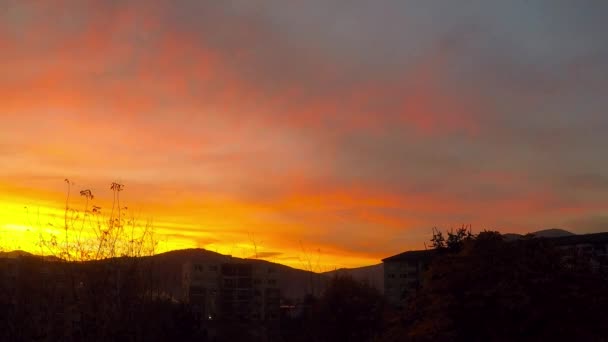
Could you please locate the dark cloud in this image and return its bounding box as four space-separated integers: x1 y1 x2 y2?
247 251 283 259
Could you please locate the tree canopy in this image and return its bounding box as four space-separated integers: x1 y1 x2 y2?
384 231 608 341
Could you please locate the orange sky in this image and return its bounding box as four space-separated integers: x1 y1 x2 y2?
2 1 608 269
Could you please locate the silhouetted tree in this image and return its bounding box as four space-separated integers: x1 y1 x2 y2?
430 225 473 253
311 275 385 342
0 180 179 342
429 227 446 250
383 231 608 341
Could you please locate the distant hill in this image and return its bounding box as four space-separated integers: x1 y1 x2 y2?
0 227 584 300
144 248 330 300
1 248 329 301
532 228 575 238
0 250 34 258
502 233 524 242
503 228 575 241
322 263 384 293
0 247 331 300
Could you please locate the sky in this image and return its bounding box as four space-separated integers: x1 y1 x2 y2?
1 0 608 269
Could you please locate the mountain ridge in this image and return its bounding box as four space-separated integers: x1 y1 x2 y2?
503 228 575 241
0 229 581 299
1 247 329 300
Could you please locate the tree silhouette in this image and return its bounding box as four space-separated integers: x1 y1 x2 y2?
313 275 385 342
430 225 473 253
0 180 177 341
384 231 608 341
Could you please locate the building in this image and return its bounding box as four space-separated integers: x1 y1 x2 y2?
220 262 254 321
252 262 281 322
382 249 434 308
182 260 226 322
382 232 608 308
551 232 608 273
182 259 281 323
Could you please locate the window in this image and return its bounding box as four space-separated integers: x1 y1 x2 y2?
388 273 396 279
209 265 218 271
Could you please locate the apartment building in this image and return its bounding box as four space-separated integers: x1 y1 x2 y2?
182 259 280 323
382 232 608 308
182 259 226 322
252 263 281 322
382 250 434 308
552 232 608 273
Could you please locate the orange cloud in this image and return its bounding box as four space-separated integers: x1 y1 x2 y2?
2 1 608 270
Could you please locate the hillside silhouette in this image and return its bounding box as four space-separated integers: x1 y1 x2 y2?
2 248 334 301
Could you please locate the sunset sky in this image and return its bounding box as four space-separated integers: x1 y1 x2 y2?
1 0 608 269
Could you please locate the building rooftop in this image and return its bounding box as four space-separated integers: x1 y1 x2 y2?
381 249 436 263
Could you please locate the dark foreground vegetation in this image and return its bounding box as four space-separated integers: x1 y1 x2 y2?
382 230 608 342
0 257 384 341
3 229 607 341
1 181 607 341
0 254 203 341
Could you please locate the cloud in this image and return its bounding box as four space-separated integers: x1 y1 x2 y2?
247 251 283 259
566 216 608 234
1 0 608 268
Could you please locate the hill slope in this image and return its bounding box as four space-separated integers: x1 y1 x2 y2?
322 263 384 293
503 228 575 241
0 248 328 301
143 249 330 300
532 228 575 238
